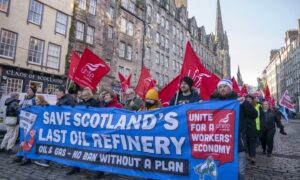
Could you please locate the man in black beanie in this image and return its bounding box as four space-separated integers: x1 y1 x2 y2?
169 76 201 106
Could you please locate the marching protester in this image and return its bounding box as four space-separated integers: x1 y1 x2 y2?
0 93 20 155
33 95 50 167
211 78 257 180
67 88 103 177
55 86 77 106
76 89 83 103
123 88 144 111
260 100 287 157
245 95 258 164
144 88 162 110
99 88 123 108
252 92 262 147
20 83 37 108
169 76 201 106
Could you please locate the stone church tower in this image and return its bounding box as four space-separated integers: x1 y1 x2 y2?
215 0 231 77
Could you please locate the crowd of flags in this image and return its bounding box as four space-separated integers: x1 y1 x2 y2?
67 41 296 121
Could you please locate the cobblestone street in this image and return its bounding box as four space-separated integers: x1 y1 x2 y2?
0 120 299 180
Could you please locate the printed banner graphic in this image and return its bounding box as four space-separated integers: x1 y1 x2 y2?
19 101 239 180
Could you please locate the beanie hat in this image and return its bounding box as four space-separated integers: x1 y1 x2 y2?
217 79 232 90
145 89 159 101
180 76 193 89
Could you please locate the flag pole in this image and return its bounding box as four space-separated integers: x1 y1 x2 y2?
65 78 69 93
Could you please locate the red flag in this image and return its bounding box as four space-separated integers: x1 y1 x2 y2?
180 42 220 100
135 67 156 99
231 77 241 95
118 72 132 92
68 51 81 80
240 85 248 97
159 75 180 107
73 48 110 91
263 85 271 101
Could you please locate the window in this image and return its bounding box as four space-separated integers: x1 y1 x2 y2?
28 37 44 65
127 22 133 36
161 35 165 47
77 0 86 10
173 44 176 54
172 60 176 70
125 68 130 77
108 6 114 19
86 26 94 44
75 21 84 40
156 52 160 64
119 42 125 57
156 33 160 44
180 31 183 41
165 75 169 85
118 66 124 74
166 20 169 30
121 0 128 9
172 26 176 36
145 47 150 60
6 78 23 93
165 57 169 68
0 0 9 13
146 25 151 38
0 29 17 59
126 45 132 60
165 38 169 49
56 11 68 35
121 17 126 33
146 5 152 22
108 26 113 39
128 0 135 13
156 13 160 24
28 0 43 26
161 55 164 66
47 84 59 94
89 0 96 15
161 17 165 27
47 43 61 69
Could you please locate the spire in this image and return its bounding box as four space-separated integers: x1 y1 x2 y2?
237 65 244 86
215 0 224 44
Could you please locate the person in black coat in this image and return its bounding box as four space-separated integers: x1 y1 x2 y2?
55 86 77 106
169 76 201 106
260 101 287 157
211 79 257 180
79 88 99 107
245 95 258 164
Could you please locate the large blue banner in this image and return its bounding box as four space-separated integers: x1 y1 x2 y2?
18 100 239 180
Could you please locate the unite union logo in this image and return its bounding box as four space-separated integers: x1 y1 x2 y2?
188 69 211 87
81 63 105 82
216 113 232 130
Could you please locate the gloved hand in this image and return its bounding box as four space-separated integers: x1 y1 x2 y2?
279 128 287 135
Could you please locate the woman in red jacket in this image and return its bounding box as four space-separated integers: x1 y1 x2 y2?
99 88 123 108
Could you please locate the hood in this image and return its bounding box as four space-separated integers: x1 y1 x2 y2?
5 98 19 105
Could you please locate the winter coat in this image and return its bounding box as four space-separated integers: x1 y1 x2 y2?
20 95 36 108
260 109 284 131
246 114 258 138
124 97 144 111
79 98 99 107
5 98 20 117
56 94 77 106
169 89 201 106
211 91 258 152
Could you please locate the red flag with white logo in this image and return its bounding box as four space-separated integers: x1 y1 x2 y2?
135 67 156 99
159 75 180 107
118 72 132 92
180 42 220 100
73 48 110 91
231 77 241 95
263 85 271 101
240 84 248 97
68 51 81 80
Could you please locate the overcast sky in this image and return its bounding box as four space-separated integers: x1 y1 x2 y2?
187 0 300 86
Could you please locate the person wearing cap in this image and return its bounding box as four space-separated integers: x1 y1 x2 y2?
124 88 143 111
169 76 201 106
144 89 162 110
212 78 257 180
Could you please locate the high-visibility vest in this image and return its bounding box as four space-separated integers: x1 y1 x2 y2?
255 104 261 131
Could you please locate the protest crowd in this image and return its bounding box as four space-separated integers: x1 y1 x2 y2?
0 42 292 180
